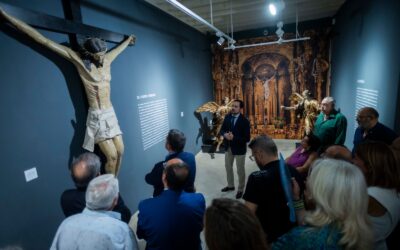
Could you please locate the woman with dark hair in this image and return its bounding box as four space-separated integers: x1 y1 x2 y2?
286 133 320 176
391 137 400 169
0 8 134 176
205 198 268 250
353 141 400 250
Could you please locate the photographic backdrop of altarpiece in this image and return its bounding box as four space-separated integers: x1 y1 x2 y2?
212 28 331 139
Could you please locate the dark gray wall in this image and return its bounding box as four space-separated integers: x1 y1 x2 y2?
330 0 400 148
0 0 212 249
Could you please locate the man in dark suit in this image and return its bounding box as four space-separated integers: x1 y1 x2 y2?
219 99 251 199
145 129 196 197
137 158 205 250
60 152 132 223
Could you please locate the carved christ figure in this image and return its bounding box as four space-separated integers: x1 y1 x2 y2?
0 8 135 176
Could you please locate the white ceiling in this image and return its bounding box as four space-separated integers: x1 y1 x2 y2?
145 0 345 34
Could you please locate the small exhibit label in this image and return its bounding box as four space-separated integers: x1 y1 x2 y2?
24 167 38 182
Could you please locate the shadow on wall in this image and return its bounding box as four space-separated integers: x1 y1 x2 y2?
0 23 88 169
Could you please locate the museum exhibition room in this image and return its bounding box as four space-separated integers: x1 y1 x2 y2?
0 0 399 249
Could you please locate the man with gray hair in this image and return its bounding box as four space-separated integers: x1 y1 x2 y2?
60 152 131 223
243 135 303 243
313 96 347 149
51 174 138 249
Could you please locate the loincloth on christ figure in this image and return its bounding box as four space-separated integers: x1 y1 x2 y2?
83 107 122 152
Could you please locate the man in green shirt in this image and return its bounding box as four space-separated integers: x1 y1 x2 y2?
313 97 347 149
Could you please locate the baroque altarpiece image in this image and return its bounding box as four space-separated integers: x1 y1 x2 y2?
212 28 331 139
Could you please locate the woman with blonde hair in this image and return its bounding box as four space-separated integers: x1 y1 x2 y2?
273 159 372 250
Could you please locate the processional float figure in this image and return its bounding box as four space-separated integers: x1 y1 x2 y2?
195 97 233 152
281 90 319 135
0 8 135 176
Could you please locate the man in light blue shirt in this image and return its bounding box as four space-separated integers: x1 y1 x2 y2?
51 174 138 250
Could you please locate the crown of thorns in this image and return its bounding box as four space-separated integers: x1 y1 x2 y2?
81 37 107 56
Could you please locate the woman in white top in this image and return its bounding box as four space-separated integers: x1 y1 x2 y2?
353 141 400 250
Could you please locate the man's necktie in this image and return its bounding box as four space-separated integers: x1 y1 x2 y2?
230 116 235 130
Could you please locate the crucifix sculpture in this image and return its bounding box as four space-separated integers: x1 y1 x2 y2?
0 2 135 176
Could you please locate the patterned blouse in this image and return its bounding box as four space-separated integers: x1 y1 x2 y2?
272 224 343 250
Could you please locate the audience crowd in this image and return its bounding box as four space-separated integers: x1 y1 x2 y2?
48 101 399 250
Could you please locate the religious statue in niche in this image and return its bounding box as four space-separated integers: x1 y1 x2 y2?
281 90 319 135
213 67 225 103
226 62 241 98
0 8 135 176
312 54 330 101
195 97 233 154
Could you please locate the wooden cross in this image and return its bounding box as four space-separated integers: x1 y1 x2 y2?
0 0 135 49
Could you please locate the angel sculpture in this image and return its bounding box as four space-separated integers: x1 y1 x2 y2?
195 97 233 152
281 90 319 135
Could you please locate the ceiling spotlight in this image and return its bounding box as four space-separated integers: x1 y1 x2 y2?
217 36 225 46
268 1 285 16
269 4 277 16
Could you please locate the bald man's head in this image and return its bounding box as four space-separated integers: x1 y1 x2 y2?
71 153 101 188
165 158 183 167
72 161 88 178
357 107 379 129
162 158 189 191
323 145 352 162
